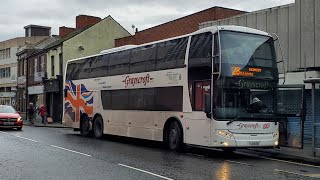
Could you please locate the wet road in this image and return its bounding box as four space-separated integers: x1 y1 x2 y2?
0 126 319 180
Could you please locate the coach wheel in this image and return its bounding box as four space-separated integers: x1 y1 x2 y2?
93 116 104 139
168 121 184 151
80 116 90 136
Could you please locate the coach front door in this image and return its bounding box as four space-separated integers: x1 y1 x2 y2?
185 80 211 146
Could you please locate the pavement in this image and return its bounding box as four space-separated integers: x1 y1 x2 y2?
20 113 69 128
1 126 320 180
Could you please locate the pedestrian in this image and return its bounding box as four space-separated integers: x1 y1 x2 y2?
27 102 35 125
38 104 47 125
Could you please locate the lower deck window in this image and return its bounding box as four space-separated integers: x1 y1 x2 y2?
101 86 183 111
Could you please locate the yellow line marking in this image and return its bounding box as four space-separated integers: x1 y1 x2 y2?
307 174 320 178
274 169 318 178
262 156 320 168
237 151 320 168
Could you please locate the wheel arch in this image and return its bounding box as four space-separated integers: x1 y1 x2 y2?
93 113 103 121
80 113 89 122
92 113 103 127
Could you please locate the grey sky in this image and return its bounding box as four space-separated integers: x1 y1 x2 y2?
0 0 295 41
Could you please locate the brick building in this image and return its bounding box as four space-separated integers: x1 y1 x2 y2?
16 36 59 112
115 7 245 46
43 14 130 123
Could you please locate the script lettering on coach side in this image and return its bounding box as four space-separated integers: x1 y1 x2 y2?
122 74 154 88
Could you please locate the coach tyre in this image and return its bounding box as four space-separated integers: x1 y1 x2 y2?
93 116 104 139
168 121 184 151
80 115 90 136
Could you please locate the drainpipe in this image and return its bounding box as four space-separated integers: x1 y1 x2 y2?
25 56 29 118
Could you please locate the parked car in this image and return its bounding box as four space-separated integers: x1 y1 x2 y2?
0 105 23 130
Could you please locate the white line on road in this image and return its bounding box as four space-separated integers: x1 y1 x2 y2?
0 131 38 143
119 163 174 180
225 160 252 166
14 135 39 143
50 145 92 157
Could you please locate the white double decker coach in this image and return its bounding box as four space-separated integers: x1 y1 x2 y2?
63 25 281 152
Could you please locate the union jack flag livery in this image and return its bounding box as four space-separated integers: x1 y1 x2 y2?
65 80 94 122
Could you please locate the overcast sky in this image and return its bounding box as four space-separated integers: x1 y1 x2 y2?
0 0 295 41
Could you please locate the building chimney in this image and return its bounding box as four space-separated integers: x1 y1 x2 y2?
24 25 51 37
59 26 76 37
76 15 101 29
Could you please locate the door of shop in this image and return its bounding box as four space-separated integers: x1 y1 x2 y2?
276 85 306 149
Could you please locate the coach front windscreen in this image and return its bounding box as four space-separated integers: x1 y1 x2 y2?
213 30 279 121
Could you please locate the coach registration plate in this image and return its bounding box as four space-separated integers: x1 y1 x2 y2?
248 141 260 146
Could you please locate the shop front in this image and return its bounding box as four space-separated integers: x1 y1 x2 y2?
28 85 45 109
44 78 62 123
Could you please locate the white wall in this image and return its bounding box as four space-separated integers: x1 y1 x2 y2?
0 46 18 86
0 47 18 66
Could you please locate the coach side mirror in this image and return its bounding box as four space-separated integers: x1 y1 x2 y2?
204 94 211 118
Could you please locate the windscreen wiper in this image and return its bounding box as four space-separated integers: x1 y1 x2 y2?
226 116 240 125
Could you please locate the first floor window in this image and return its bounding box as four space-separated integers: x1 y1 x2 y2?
51 56 55 77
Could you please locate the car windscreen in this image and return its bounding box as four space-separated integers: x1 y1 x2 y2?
0 106 16 113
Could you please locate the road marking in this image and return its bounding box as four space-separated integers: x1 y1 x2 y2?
225 160 252 166
14 135 38 143
307 174 320 178
0 131 38 143
50 145 92 157
274 169 319 178
261 156 320 169
186 153 205 157
119 163 174 180
237 151 320 168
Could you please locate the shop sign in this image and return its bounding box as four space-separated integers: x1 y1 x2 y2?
18 76 26 85
28 85 44 95
0 92 15 97
34 72 45 82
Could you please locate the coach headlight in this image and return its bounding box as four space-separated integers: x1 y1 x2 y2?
216 130 234 139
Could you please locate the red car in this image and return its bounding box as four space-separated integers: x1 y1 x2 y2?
0 105 23 130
